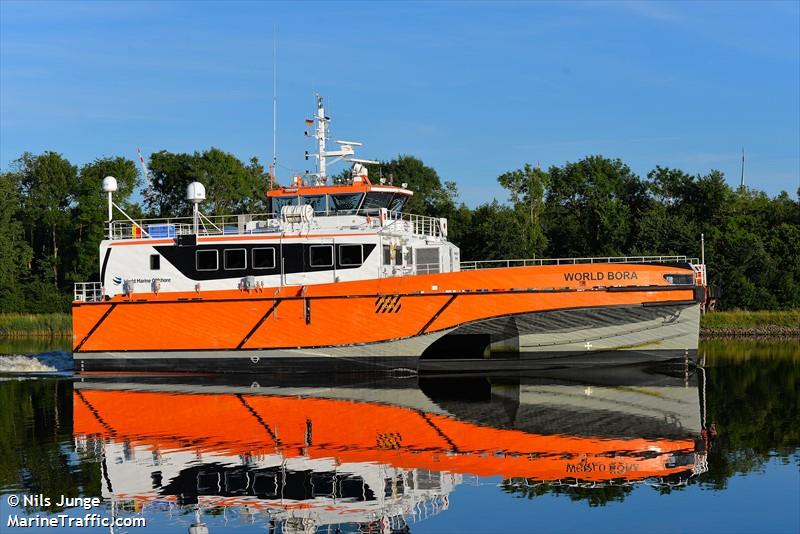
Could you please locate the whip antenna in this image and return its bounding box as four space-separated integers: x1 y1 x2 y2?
270 26 277 188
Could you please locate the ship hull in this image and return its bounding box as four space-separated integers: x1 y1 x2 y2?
73 263 703 373
74 299 701 373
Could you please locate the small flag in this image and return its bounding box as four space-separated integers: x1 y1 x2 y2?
305 118 314 126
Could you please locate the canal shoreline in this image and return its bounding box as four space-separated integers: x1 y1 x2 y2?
2 310 798 340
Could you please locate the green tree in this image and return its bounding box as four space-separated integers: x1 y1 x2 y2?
145 148 270 217
0 172 32 311
497 163 549 256
371 155 456 219
13 152 78 291
459 201 528 261
69 157 141 284
543 156 647 257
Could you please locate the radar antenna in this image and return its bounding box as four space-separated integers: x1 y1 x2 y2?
307 95 376 185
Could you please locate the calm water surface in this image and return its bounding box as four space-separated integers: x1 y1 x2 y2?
0 340 797 533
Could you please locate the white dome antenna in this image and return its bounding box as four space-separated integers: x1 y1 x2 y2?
186 181 206 204
186 182 206 235
100 175 149 240
102 176 118 192
102 176 118 238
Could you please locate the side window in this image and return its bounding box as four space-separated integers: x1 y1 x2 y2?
150 254 160 270
224 248 246 270
196 250 218 271
252 248 276 269
415 247 439 274
309 245 333 268
338 244 363 267
663 273 694 285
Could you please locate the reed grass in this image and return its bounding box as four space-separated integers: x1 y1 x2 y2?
0 313 72 338
701 309 800 329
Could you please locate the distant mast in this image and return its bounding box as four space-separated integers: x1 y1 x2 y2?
315 95 329 181
739 147 745 189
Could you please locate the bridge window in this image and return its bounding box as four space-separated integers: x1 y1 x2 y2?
339 244 363 267
388 194 408 212
196 250 218 271
309 245 334 267
271 196 297 215
224 248 246 270
329 193 364 213
150 254 160 270
252 247 276 269
363 192 393 211
299 195 326 214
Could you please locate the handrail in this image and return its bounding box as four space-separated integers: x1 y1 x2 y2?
74 281 103 302
460 256 699 270
105 209 446 240
380 211 443 238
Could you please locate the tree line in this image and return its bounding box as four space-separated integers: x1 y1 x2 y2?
0 149 797 312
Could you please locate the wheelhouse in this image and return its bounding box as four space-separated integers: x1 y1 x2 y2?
267 182 413 216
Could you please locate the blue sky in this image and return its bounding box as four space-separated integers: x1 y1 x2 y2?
1 1 798 206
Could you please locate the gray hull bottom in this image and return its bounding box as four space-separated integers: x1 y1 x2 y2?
74 302 700 373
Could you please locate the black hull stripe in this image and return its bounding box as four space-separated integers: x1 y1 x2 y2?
236 299 282 349
74 300 698 354
417 294 458 336
74 303 117 352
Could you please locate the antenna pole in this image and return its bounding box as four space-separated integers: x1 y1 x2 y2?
271 26 277 187
316 95 327 182
739 147 745 189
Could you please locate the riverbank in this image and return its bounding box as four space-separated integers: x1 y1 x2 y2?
0 310 797 339
701 310 800 338
0 313 71 338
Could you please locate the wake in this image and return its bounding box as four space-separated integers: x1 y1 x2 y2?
0 351 72 374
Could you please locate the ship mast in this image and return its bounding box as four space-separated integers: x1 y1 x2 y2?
311 95 374 185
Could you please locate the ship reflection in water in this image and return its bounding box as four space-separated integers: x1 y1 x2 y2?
72 364 709 533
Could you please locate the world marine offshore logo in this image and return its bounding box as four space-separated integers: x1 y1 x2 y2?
112 276 171 286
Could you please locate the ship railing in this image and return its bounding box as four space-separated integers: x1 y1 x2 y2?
106 210 445 240
107 214 280 240
74 282 103 303
381 212 444 238
460 255 699 270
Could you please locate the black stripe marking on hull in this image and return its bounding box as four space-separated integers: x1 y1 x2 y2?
74 303 117 352
417 294 458 336
236 299 282 349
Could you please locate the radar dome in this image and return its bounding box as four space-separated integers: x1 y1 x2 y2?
102 176 118 192
186 182 206 204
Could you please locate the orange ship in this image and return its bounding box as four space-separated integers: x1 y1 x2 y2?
72 369 707 531
72 96 706 372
